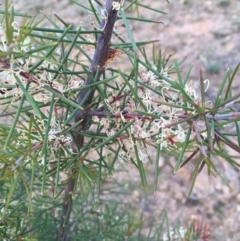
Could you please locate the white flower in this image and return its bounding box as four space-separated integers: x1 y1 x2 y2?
162 227 175 241
175 124 186 142
106 129 115 137
179 226 187 238
138 148 149 162
142 90 153 111
184 81 200 106
0 25 8 51
112 1 121 11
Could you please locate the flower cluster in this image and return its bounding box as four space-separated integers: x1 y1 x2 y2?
0 19 87 169
0 20 33 98
140 64 173 87
35 116 72 149
0 20 83 105
14 115 72 168
91 62 211 163
0 59 81 104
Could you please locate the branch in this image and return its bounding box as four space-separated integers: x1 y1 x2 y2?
59 1 121 240
75 0 120 118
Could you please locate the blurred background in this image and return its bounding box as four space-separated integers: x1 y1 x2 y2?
10 1 240 240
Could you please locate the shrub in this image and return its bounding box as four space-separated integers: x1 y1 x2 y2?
0 0 239 240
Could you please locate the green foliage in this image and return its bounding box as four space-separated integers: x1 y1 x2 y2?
0 0 239 240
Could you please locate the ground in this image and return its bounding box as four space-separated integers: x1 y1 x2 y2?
11 1 240 240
